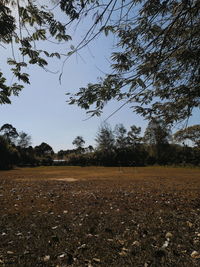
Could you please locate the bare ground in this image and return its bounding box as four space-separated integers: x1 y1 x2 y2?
0 166 200 266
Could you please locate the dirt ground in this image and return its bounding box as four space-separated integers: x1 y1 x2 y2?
0 166 200 266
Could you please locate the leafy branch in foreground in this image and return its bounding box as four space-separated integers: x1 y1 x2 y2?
0 0 199 125
174 125 200 147
0 0 72 104
66 0 200 124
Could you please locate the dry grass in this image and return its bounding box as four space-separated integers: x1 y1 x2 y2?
0 166 200 266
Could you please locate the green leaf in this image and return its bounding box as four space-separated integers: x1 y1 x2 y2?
7 58 16 65
137 78 146 89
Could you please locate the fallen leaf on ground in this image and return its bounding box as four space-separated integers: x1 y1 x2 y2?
191 251 200 259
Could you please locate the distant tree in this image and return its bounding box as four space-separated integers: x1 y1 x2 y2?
143 120 171 145
72 136 85 150
94 123 116 166
174 125 200 148
17 131 32 148
143 119 172 164
0 123 18 144
35 142 54 157
57 149 65 159
114 124 128 149
17 145 38 166
0 135 19 169
84 145 94 153
88 145 94 152
95 123 115 152
127 125 142 146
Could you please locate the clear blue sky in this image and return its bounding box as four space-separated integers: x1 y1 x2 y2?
0 3 199 152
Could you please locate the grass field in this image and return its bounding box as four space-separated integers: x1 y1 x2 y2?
0 166 200 266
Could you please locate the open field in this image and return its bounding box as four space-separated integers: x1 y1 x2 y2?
0 166 200 266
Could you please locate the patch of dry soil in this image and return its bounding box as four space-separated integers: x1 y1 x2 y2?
52 177 78 182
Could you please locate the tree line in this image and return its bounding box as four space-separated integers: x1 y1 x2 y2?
0 122 199 170
0 123 54 169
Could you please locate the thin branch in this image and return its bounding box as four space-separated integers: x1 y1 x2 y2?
16 0 23 42
104 82 152 122
59 0 117 83
145 8 187 51
10 38 16 61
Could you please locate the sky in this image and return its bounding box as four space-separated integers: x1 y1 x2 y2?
0 9 146 152
0 2 199 152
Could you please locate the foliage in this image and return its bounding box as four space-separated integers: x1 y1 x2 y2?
67 152 94 166
0 0 71 104
1 1 199 124
0 135 19 169
143 119 172 164
174 125 200 147
17 146 38 167
95 123 115 152
0 121 199 169
35 142 54 157
143 119 171 145
17 131 32 148
0 123 36 168
72 136 85 150
114 124 128 149
127 125 142 146
66 0 200 123
0 123 19 144
55 122 200 167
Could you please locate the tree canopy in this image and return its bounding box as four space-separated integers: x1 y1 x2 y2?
72 136 85 149
95 123 115 152
0 123 18 144
35 142 54 156
174 124 200 147
67 0 200 124
0 0 199 123
17 131 32 148
114 124 128 149
0 0 71 104
143 119 171 145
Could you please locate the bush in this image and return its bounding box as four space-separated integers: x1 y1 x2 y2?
0 136 19 169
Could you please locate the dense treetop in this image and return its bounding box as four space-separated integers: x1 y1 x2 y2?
174 125 200 147
66 0 200 123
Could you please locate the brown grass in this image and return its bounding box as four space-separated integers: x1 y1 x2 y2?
0 166 200 266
